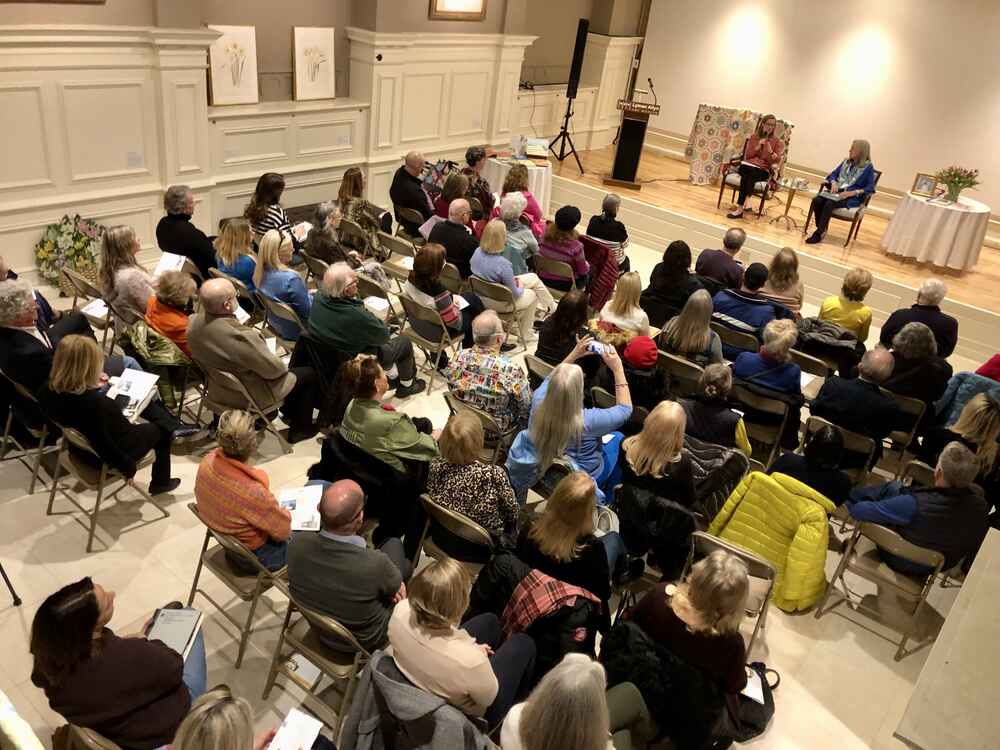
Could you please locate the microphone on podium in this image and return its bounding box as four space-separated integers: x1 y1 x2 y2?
647 77 658 106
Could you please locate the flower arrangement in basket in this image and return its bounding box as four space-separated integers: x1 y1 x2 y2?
934 166 979 203
34 214 104 296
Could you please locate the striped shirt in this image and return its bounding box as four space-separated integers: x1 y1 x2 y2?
251 203 292 241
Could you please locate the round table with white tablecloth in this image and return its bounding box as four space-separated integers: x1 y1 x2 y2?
881 192 990 271
481 157 552 218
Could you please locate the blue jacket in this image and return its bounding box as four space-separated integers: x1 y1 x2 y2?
826 161 877 208
217 253 257 291
258 268 311 340
935 371 1000 427
732 352 802 395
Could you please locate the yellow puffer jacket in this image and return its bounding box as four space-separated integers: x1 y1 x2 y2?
708 471 835 612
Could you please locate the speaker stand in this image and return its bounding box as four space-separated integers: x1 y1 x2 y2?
548 97 583 174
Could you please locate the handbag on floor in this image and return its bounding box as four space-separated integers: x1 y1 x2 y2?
730 661 780 741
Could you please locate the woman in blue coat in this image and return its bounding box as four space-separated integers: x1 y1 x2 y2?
806 139 876 244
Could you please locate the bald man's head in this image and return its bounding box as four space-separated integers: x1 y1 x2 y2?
200 278 237 316
319 479 365 533
448 198 471 223
404 151 425 176
859 348 894 384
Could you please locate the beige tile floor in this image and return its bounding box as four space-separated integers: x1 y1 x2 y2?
0 241 982 748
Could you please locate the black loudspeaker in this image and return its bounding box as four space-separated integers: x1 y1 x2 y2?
566 18 589 100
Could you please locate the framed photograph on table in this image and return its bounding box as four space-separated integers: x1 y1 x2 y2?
911 172 938 198
208 25 258 106
428 0 487 21
293 27 336 101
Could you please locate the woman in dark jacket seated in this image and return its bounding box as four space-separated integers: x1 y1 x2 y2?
31 577 206 749
680 364 752 457
618 401 696 507
918 393 1000 500
884 322 953 436
639 240 704 328
769 424 853 506
534 288 604 391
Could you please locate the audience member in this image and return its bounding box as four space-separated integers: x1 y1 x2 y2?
288 479 412 652
619 335 670 411
658 289 723 367
760 247 804 314
499 192 539 275
695 228 745 290
304 201 358 266
327 354 373 429
726 115 783 220
847 442 988 574
155 185 217 278
624 550 748 735
769 425 852 506
619 401 696 507
805 139 877 245
172 685 310 750
213 217 257 292
338 355 438 473
0 255 68 335
445 310 531 431
680 364 752 457
918 394 1000 492
880 278 958 358
884 322 953 434
144 270 195 356
195 409 291 572
244 172 292 243
712 263 776 343
535 288 590 366
818 267 874 343
586 193 631 273
461 146 495 218
388 557 537 726
389 151 433 235
501 654 657 750
30 577 206 749
308 263 425 397
41 335 192 495
99 225 154 325
433 173 470 219
188 278 320 442
640 239 705 327
732 318 802 394
337 166 381 228
427 411 519 550
254 229 310 341
539 206 589 291
493 163 545 238
428 198 478 278
404 242 482 351
597 271 649 336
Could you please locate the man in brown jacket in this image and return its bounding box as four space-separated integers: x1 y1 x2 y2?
187 278 320 442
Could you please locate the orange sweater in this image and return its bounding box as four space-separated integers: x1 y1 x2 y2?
145 296 191 357
194 449 291 550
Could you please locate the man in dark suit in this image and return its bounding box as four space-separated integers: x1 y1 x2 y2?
427 198 478 278
388 151 433 236
695 227 746 289
879 278 958 358
155 184 218 278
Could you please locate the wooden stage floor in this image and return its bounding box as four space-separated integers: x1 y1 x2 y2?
552 146 1000 312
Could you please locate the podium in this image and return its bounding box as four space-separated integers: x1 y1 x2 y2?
604 99 660 190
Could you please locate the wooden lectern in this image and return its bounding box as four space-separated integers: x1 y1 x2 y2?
604 99 660 190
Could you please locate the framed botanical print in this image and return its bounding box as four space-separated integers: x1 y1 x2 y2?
207 25 259 106
428 0 487 22
293 27 336 101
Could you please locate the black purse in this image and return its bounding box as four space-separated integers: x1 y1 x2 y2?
731 662 780 741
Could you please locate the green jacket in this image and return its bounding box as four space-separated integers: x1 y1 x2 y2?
308 292 389 355
339 399 438 473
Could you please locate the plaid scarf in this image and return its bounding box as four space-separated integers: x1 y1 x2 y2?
501 569 601 640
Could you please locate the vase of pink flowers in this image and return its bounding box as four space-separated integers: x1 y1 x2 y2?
934 166 979 203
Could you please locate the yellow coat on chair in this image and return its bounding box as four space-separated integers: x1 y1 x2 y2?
708 471 836 612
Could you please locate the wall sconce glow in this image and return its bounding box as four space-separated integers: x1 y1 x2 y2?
838 27 894 89
721 6 772 57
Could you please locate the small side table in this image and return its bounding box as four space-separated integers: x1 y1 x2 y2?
769 179 809 229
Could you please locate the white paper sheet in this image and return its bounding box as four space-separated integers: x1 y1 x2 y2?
279 484 323 531
268 708 322 750
152 252 186 278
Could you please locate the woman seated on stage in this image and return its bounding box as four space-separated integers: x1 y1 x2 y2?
806 139 876 244
726 114 783 220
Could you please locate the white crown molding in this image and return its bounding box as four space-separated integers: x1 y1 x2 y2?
346 26 536 50
208 97 370 121
0 25 219 47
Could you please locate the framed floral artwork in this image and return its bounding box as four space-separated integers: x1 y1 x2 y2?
208 25 259 106
293 27 336 101
428 0 487 21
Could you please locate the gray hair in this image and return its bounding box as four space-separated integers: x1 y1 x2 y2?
472 310 504 345
163 184 192 215
518 654 609 750
851 139 871 165
917 278 947 306
602 193 621 215
723 227 746 251
314 200 340 229
0 279 36 327
529 363 584 472
937 441 979 488
499 191 527 222
216 410 258 462
323 262 356 297
892 322 937 359
859 348 894 383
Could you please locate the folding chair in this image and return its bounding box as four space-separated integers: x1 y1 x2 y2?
524 353 554 389
398 295 464 394
356 273 402 327
731 384 791 466
339 217 370 257
657 350 705 398
377 231 417 259
796 416 875 486
198 370 292 455
1 563 20 606
61 268 114 349
257 292 306 351
529 457 575 508
299 250 330 288
45 425 168 552
532 255 575 301
710 320 759 356
440 262 465 295
394 205 428 245
790 348 834 378
469 276 529 351
590 386 614 409
443 391 518 463
0 370 58 493
186 503 285 668
413 493 496 574
67 725 122 750
880 389 926 479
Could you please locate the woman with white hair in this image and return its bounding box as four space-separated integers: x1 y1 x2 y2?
501 653 657 750
879 277 958 357
884 321 953 435
731 318 802 395
586 193 631 273
499 191 539 275
806 139 877 244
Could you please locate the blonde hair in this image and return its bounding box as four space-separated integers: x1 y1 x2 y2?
519 653 609 750
155 270 196 309
950 394 1000 472
99 225 139 296
214 218 253 267
252 229 291 288
479 219 507 254
528 471 595 562
408 557 471 630
761 318 797 362
216 409 258 462
841 267 873 302
48 335 103 395
171 685 254 750
850 138 871 165
663 289 712 354
438 410 483 466
605 271 641 318
671 549 748 635
622 401 686 479
768 247 799 292
529 363 584 472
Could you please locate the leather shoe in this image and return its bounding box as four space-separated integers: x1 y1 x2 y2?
149 477 181 495
500 342 517 352
805 231 823 244
395 379 426 398
726 210 744 220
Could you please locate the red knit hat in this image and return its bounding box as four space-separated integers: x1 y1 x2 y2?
623 336 658 369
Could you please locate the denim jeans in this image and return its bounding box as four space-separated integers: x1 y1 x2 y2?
182 628 207 701
253 538 288 571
